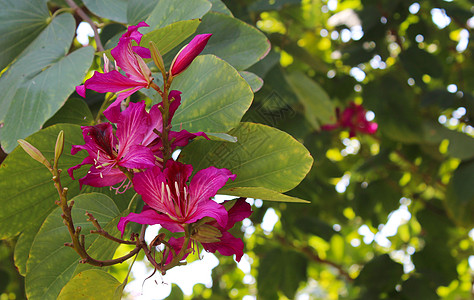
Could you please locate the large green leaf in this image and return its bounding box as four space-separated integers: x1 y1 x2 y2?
240 71 264 93
127 0 159 25
82 0 128 23
144 0 211 30
0 124 86 238
355 254 403 294
140 19 201 56
58 269 123 300
209 0 232 15
0 13 95 153
221 187 309 203
171 55 254 133
197 12 270 70
25 193 122 300
179 122 313 193
0 0 49 70
285 71 336 130
14 221 44 276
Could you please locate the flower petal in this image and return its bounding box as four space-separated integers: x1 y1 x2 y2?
202 231 245 262
78 166 125 189
224 198 252 230
132 46 151 59
117 205 181 237
185 199 228 228
76 85 86 97
132 166 171 213
118 145 156 169
189 166 236 208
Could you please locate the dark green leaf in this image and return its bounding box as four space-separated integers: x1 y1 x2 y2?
355 254 403 294
43 98 94 127
445 160 474 226
127 0 159 25
257 247 307 299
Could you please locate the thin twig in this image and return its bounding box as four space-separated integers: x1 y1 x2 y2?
64 0 105 52
86 212 136 245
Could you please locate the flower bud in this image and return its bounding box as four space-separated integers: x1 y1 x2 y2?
192 224 222 243
17 139 52 170
54 130 64 168
149 41 166 78
170 34 212 77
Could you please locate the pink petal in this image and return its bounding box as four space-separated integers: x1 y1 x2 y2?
117 205 182 237
170 130 209 149
224 198 252 230
132 166 170 213
133 46 151 59
164 237 190 264
122 22 149 44
170 34 212 76
202 231 245 262
76 85 86 97
118 145 156 169
112 35 150 83
189 166 236 207
84 70 147 94
115 101 149 148
78 166 125 189
185 199 228 228
163 160 193 188
102 86 144 123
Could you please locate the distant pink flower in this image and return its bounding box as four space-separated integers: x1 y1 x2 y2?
170 34 212 77
321 102 378 137
165 198 252 262
68 101 156 188
117 161 235 234
76 22 153 118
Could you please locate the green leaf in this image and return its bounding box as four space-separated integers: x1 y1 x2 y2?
205 132 238 142
171 55 254 133
0 0 49 70
58 269 123 300
197 12 270 70
25 193 121 300
446 160 474 226
43 98 94 128
221 187 309 203
285 71 336 130
0 124 86 238
422 121 474 160
140 19 201 56
240 71 264 93
127 0 159 25
257 247 307 299
0 13 94 153
82 0 128 23
209 0 232 15
355 254 403 293
179 122 313 192
144 0 211 30
14 221 44 276
400 47 443 82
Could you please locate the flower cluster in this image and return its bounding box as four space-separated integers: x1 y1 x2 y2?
69 22 251 266
321 102 378 137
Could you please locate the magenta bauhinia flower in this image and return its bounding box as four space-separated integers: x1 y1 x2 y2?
117 161 236 234
321 102 378 137
76 22 153 118
170 34 212 77
141 90 209 159
165 198 252 262
68 101 156 188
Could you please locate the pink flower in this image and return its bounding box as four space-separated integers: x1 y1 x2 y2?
76 22 153 118
165 198 252 262
321 102 378 137
68 101 156 188
141 91 209 161
170 34 212 77
117 161 236 234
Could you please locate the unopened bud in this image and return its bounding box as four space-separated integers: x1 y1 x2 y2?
192 224 222 243
17 139 52 170
149 41 166 78
54 130 64 168
169 34 212 77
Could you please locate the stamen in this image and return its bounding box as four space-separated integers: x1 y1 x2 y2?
174 182 180 199
166 184 172 200
183 186 188 200
99 172 103 178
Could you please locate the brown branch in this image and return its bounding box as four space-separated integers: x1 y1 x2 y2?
86 212 136 245
64 0 105 52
